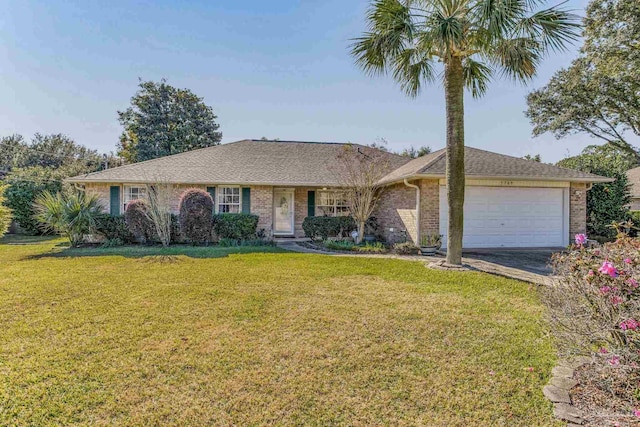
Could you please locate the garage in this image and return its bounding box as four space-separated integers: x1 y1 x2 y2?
439 185 569 248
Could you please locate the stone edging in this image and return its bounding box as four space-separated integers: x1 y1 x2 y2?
543 356 590 426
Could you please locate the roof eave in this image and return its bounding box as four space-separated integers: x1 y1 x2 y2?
379 173 614 185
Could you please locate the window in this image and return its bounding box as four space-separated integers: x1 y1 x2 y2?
218 187 241 213
317 191 350 216
123 185 146 211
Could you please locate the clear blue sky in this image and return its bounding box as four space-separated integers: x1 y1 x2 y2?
0 0 592 163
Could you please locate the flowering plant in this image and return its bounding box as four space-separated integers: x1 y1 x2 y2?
545 234 640 410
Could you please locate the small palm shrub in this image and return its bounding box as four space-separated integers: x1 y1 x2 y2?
214 213 259 241
393 242 419 255
124 199 154 243
545 232 640 410
0 185 12 238
179 188 214 244
33 190 103 247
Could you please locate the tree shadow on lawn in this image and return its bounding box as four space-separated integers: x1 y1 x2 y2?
0 234 62 245
24 243 288 260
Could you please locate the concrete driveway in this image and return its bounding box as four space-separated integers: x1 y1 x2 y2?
461 248 562 276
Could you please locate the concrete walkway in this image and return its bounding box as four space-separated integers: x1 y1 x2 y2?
277 241 551 285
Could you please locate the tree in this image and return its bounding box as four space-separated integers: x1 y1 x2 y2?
144 182 174 247
118 79 222 163
557 144 634 239
351 0 579 265
526 0 640 160
332 144 391 244
0 185 12 238
401 145 432 159
523 154 541 162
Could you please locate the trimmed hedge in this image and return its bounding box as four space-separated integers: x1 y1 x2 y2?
214 213 259 241
179 188 214 244
94 214 134 245
124 199 154 243
302 216 356 241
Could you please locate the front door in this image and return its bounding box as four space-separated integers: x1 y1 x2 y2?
273 189 294 235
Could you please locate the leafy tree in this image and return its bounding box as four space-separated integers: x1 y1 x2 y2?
33 189 103 247
401 146 432 159
523 154 541 162
557 144 634 239
526 0 640 160
351 0 579 264
3 166 70 234
0 135 26 174
0 185 12 238
118 79 222 162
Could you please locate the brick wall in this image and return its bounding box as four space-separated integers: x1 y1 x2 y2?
251 186 274 237
419 179 439 239
374 183 418 244
84 183 111 213
570 182 587 238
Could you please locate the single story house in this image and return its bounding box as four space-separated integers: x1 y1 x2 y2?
68 139 611 248
626 166 640 211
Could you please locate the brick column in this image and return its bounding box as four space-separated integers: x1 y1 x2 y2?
419 179 440 240
569 183 587 238
251 186 274 237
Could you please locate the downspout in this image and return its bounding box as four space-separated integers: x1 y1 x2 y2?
403 179 420 245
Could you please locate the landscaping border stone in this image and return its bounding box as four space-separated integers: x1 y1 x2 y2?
543 356 591 426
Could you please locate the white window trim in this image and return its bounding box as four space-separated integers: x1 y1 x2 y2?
317 190 350 217
122 184 147 213
216 185 242 214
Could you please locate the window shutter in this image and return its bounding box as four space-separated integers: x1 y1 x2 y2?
242 187 251 213
110 186 120 216
206 187 216 202
307 191 315 217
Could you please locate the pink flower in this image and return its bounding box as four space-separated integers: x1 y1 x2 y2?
611 296 624 305
600 286 612 294
634 409 640 418
620 319 639 331
628 278 639 288
599 261 618 278
524 367 535 372
587 270 595 277
595 249 601 256
599 347 608 354
609 356 621 366
575 234 587 245
625 258 632 264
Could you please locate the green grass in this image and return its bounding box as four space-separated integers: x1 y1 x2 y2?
0 235 559 426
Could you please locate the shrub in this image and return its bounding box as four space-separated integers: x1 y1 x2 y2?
4 166 65 234
545 233 640 408
124 199 154 243
302 216 356 241
353 242 388 253
33 190 103 247
394 242 419 255
94 214 134 245
322 239 355 251
214 213 258 240
0 185 12 238
179 188 214 244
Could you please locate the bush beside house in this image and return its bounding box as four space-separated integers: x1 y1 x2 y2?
0 185 12 238
124 199 154 244
179 189 214 244
302 216 356 241
214 213 259 241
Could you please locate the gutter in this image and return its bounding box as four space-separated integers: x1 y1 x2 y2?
403 179 420 245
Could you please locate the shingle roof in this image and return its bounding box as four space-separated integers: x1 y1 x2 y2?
68 140 612 186
379 146 612 184
627 166 640 198
67 139 410 186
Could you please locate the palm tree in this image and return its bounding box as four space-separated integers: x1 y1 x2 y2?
351 0 579 265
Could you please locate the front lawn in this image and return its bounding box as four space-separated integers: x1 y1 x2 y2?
0 236 559 426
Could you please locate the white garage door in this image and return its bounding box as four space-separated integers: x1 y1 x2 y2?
439 186 568 248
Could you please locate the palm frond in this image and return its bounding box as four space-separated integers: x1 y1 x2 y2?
463 57 493 97
492 37 541 82
392 47 437 97
515 6 580 52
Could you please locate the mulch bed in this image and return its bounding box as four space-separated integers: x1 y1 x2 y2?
570 362 639 426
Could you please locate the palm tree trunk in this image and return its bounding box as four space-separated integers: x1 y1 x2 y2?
444 56 465 266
